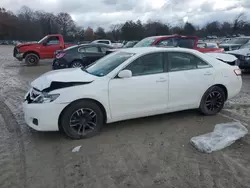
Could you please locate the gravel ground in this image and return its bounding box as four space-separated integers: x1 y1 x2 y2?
0 45 249 188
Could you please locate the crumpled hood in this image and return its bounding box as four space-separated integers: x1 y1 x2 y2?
227 48 250 56
17 42 37 48
205 52 237 62
31 68 96 91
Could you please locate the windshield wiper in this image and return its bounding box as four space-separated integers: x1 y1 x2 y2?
81 68 89 73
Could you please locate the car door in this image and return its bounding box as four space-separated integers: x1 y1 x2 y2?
108 52 169 121
167 52 215 111
79 46 103 64
40 36 61 58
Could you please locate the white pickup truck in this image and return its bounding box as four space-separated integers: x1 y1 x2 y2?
91 39 123 48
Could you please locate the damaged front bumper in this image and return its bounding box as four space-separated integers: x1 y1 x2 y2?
23 89 68 131
13 46 23 61
23 101 67 131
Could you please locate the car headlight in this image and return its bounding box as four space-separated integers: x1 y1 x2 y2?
245 56 250 61
33 93 60 103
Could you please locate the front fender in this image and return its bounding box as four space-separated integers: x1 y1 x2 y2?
52 84 111 121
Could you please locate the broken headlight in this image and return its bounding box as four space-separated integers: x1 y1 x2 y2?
33 93 60 103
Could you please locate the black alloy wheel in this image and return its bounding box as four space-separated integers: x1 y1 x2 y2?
60 100 104 139
71 61 83 68
205 91 223 112
199 86 225 115
69 108 97 136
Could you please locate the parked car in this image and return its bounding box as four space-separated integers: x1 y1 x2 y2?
219 37 250 51
13 34 76 65
52 43 114 69
91 39 123 48
197 42 219 49
23 47 242 139
123 41 139 48
108 35 238 65
133 35 224 53
227 42 250 70
0 40 8 45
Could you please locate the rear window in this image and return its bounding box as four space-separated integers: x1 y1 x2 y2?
64 45 78 51
173 38 195 49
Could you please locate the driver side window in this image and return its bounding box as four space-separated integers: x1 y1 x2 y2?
46 36 60 45
125 53 164 76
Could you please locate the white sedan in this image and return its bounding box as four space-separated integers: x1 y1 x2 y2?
23 47 242 139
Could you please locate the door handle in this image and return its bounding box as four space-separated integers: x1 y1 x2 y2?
204 72 212 76
156 79 167 82
156 77 167 82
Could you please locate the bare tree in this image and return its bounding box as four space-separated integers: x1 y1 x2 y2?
56 13 75 37
233 13 246 34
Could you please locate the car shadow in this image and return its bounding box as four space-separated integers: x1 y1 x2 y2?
26 110 201 141
103 109 201 132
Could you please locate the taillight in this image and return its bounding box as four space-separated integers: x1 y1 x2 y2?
234 69 241 76
56 53 65 59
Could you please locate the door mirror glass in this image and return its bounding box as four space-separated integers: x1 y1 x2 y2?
118 70 132 78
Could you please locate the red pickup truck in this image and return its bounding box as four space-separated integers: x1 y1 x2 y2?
13 34 76 65
133 35 224 53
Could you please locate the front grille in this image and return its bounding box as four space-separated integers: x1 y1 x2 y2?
25 88 41 103
13 47 18 57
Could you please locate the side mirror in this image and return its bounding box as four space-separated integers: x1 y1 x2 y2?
118 69 132 78
43 42 47 46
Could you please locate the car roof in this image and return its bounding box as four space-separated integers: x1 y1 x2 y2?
118 47 199 55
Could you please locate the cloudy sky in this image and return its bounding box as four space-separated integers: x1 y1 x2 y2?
1 0 250 29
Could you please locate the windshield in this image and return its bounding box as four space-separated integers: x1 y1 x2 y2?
84 52 134 77
124 41 136 48
133 37 157 47
226 38 249 45
37 36 48 44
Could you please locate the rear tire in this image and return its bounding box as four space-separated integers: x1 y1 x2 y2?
25 53 39 66
60 100 104 139
199 86 226 115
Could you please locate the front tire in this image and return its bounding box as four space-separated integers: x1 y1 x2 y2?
25 53 39 66
60 100 104 139
70 60 84 68
199 86 226 115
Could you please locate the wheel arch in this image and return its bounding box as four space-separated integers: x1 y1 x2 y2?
58 98 108 132
213 84 228 100
200 84 228 106
23 51 40 59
